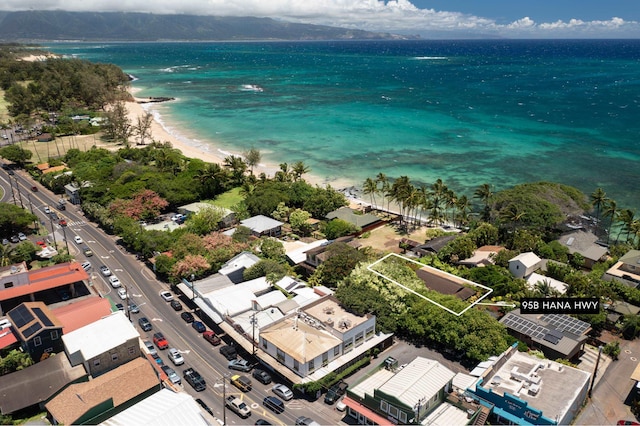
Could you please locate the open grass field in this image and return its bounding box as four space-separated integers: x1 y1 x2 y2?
212 187 243 209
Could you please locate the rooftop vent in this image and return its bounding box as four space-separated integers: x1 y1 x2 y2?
338 318 352 329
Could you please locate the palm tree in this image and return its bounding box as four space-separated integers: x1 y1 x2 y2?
363 177 378 209
375 173 389 211
590 187 607 235
474 183 493 221
602 199 618 245
0 245 14 267
223 155 247 185
243 147 261 176
197 163 227 196
291 161 310 181
500 204 526 230
445 188 457 227
274 163 292 182
390 176 411 227
456 195 471 227
617 209 636 243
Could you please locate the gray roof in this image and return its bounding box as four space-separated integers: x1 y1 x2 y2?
620 250 640 266
0 353 87 413
325 207 381 228
241 215 283 233
558 230 608 261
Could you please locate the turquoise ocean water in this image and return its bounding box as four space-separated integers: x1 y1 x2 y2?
47 40 640 210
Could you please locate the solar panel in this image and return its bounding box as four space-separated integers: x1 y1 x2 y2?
33 308 54 327
10 305 34 328
540 314 590 335
503 314 549 339
543 333 560 345
22 322 42 339
547 329 563 339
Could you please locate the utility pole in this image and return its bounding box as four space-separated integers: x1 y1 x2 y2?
222 374 228 425
588 345 603 398
124 283 131 321
13 176 24 208
251 311 257 356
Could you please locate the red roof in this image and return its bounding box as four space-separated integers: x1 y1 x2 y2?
52 297 113 334
0 262 89 302
0 329 18 350
342 397 395 426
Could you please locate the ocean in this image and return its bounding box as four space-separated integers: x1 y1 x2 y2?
46 40 640 210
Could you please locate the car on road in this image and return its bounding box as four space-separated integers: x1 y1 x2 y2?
170 299 183 311
151 353 164 366
324 381 348 405
74 235 83 244
58 219 67 226
43 206 51 214
230 374 252 392
153 332 169 350
31 186 38 192
10 235 19 243
83 246 93 257
195 398 213 416
220 345 237 360
99 265 111 276
143 340 157 356
228 359 253 372
160 290 174 302
115 303 124 312
180 311 194 323
263 396 285 414
184 368 207 391
138 317 153 332
161 365 182 385
272 384 294 401
168 348 185 366
117 288 127 300
128 303 140 314
203 330 221 346
17 232 26 241
192 320 206 333
252 369 272 385
109 275 121 288
255 420 273 425
81 261 92 271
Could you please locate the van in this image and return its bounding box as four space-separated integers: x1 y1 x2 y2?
263 396 285 414
231 374 252 392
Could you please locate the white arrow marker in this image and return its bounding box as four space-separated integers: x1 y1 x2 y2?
109 250 115 253
151 318 163 322
114 268 123 272
100 256 110 259
178 349 191 354
132 293 143 298
88 240 96 243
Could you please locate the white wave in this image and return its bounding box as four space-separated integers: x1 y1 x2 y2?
239 84 264 92
414 56 448 60
160 65 194 73
218 149 235 157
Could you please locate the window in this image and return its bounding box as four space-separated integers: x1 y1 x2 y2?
334 346 340 356
432 392 438 402
51 330 59 340
355 332 364 347
380 400 388 413
277 348 285 363
399 412 407 423
322 352 328 366
293 359 299 371
365 326 374 340
4 282 13 288
111 353 118 361
93 359 101 367
33 336 42 346
128 346 136 355
262 339 268 349
344 340 353 353
388 405 399 419
308 359 315 371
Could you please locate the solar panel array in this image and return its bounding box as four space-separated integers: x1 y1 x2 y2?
22 322 42 339
502 314 549 339
10 305 34 328
33 307 54 327
540 314 590 336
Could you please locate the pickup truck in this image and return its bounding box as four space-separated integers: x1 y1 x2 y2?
184 367 207 392
153 332 169 350
225 395 251 418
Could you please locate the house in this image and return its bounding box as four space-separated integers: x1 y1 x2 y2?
500 309 590 361
37 133 53 142
178 202 235 227
605 300 640 325
218 251 261 283
343 356 460 425
508 252 542 279
45 358 161 425
604 249 640 288
62 312 141 377
7 302 65 362
415 267 476 300
557 230 608 268
325 207 384 233
240 215 284 237
526 272 567 295
0 352 87 415
458 245 505 267
284 239 329 266
409 235 457 257
303 236 360 270
51 297 113 334
466 344 591 425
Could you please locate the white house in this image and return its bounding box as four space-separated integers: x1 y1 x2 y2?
240 215 283 237
508 252 542 279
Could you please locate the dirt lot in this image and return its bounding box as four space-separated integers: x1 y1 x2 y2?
357 223 430 254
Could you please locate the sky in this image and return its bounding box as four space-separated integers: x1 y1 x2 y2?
5 0 640 38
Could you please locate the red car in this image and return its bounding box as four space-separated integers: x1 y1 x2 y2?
203 331 221 346
153 332 169 350
36 240 46 247
59 219 67 226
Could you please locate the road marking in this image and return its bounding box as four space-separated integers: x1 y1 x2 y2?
88 240 96 243
114 268 123 272
178 349 191 354
109 250 115 253
132 293 142 298
100 256 110 259
151 318 163 322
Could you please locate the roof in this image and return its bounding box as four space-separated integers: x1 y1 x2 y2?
202 276 271 318
0 352 87 414
99 388 210 426
558 230 608 261
415 267 476 300
377 357 455 407
0 329 17 349
303 296 369 331
285 239 329 264
607 301 640 316
620 250 640 266
240 215 283 233
415 235 457 254
458 245 505 267
0 262 89 302
631 362 640 382
45 358 159 425
218 251 260 280
62 312 139 362
342 397 394 426
325 207 381 228
7 302 63 341
526 273 567 295
509 252 542 268
41 165 67 174
52 297 113 334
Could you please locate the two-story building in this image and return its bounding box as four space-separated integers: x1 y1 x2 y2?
7 302 65 362
508 252 543 279
604 249 640 288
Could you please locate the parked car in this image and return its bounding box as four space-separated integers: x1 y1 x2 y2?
324 381 348 405
138 317 153 332
83 246 93 257
74 235 83 244
168 348 185 366
230 374 252 392
162 365 182 385
17 232 26 241
255 420 273 425
151 352 164 366
203 330 221 345
295 417 320 426
43 206 51 214
36 240 46 247
160 290 174 302
252 369 272 385
170 299 183 311
219 345 237 360
181 311 195 323
1 238 8 245
143 340 157 356
128 303 140 314
115 303 124 312
10 235 19 243
335 398 347 412
184 368 207 391
153 332 169 350
272 384 294 401
263 396 285 414
81 261 92 271
228 359 253 372
192 320 206 333
195 398 213 416
58 219 67 226
117 288 128 300
99 265 111 276
109 275 121 288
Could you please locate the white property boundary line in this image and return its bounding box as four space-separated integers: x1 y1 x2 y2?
367 253 493 317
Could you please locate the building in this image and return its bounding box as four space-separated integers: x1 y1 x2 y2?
466 344 591 425
508 252 543 279
63 312 141 377
526 273 567 295
218 251 260 283
409 235 457 258
240 215 283 237
51 297 113 334
284 239 329 266
7 302 65 362
557 230 608 269
343 357 458 425
303 236 361 270
458 245 505 267
45 358 161 425
604 249 640 288
415 266 477 301
500 309 590 361
325 207 384 233
178 202 235 227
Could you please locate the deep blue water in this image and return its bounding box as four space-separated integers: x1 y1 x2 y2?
47 40 640 210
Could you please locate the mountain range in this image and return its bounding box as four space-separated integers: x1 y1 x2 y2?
0 11 413 41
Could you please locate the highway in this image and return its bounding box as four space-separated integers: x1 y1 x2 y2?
0 164 344 425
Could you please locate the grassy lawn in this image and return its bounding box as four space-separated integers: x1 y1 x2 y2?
212 187 243 209
0 89 9 122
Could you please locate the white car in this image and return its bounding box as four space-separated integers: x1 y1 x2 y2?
43 206 51 214
168 348 184 366
117 288 128 300
160 291 174 302
272 384 294 401
109 276 121 288
74 235 83 244
100 265 112 277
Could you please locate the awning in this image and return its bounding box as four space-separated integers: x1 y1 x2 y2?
631 363 640 382
342 397 395 426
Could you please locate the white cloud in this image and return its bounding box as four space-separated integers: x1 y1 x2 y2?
2 0 639 38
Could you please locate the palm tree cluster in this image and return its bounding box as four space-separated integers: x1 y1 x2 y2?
591 187 639 247
362 174 472 230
